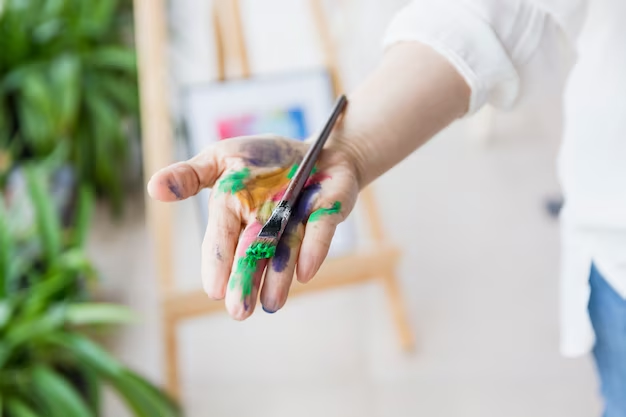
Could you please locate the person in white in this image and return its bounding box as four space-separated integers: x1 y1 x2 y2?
149 0 625 414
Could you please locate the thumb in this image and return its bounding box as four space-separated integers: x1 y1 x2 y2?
147 146 223 202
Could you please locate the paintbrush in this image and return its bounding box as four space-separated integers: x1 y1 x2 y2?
245 94 348 260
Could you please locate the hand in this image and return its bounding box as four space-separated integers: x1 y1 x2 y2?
147 135 360 320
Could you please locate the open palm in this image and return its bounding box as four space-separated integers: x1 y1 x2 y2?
148 135 359 319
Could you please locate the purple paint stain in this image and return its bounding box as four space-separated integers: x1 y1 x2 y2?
271 182 322 273
241 142 296 167
167 179 182 200
292 182 321 224
272 239 290 272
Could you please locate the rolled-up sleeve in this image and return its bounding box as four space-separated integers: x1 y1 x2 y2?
383 0 585 114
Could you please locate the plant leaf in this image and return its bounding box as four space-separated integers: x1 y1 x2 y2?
17 70 57 152
69 184 94 248
0 301 11 329
20 273 73 316
24 165 62 263
5 304 65 349
52 248 96 280
0 193 13 297
49 54 81 133
108 369 181 417
0 98 10 146
96 74 138 112
65 303 136 326
85 91 125 212
31 365 94 417
87 46 136 73
48 333 125 378
33 19 63 44
80 0 118 37
6 399 40 417
42 0 67 18
37 140 70 173
79 365 103 416
49 334 181 416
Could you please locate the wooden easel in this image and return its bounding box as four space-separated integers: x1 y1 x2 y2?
133 0 414 398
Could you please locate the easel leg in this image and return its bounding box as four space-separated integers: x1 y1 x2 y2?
164 316 181 398
382 272 415 351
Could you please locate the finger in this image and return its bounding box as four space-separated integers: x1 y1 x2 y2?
296 200 343 283
257 180 321 311
260 222 305 313
225 222 268 320
147 146 223 202
201 195 241 300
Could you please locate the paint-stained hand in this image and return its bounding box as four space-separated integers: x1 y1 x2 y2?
148 135 359 320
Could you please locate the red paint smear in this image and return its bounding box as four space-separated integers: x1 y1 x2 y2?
271 190 285 201
306 172 330 186
237 222 263 256
268 173 330 203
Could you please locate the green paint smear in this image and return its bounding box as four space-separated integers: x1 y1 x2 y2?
287 163 318 180
246 241 277 259
309 201 341 222
218 167 250 194
229 241 276 298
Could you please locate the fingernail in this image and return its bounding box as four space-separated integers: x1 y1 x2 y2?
262 305 278 314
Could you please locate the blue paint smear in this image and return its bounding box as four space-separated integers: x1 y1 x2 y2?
262 305 277 314
271 182 321 273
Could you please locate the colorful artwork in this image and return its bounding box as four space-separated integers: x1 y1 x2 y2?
216 106 308 141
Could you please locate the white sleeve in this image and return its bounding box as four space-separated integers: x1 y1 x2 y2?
383 0 587 114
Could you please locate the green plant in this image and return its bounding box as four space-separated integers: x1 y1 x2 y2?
0 167 180 417
0 0 139 211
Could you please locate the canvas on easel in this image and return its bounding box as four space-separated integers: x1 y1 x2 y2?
133 0 414 398
182 70 356 259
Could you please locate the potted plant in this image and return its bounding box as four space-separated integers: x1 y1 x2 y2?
0 0 140 212
0 166 181 417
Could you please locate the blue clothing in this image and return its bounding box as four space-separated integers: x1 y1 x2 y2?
589 264 626 417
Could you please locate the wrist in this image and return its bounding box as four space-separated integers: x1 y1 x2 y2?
324 126 371 190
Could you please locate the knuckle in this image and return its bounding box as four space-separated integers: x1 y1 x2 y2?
216 223 239 240
307 232 332 253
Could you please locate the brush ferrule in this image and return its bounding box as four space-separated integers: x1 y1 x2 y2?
258 201 291 240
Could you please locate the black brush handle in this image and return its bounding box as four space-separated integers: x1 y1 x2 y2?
282 95 348 207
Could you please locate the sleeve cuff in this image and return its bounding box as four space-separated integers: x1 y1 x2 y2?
383 0 541 115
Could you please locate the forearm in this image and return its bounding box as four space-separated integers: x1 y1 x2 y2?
329 42 470 187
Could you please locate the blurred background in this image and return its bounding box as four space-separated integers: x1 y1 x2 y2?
0 0 603 416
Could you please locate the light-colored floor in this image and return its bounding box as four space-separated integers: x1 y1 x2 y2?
92 108 602 416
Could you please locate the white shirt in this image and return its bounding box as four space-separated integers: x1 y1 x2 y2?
384 0 626 357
